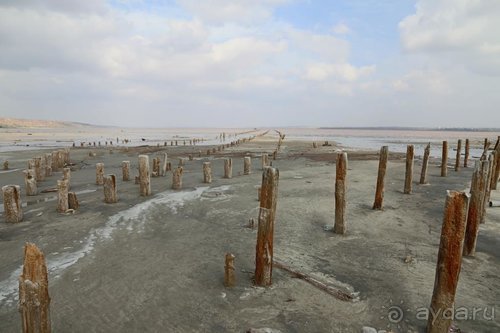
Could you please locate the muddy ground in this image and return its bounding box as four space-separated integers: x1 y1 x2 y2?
0 132 499 332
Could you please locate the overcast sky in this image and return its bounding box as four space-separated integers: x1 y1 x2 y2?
1 0 499 128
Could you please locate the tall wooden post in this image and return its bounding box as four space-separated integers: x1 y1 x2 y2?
44 154 52 177
404 145 414 194
224 158 232 179
34 157 45 183
172 167 183 190
24 169 38 196
244 157 251 175
420 143 431 185
481 153 495 224
96 163 104 185
122 161 130 181
104 174 118 203
463 161 488 256
492 148 500 190
373 146 388 210
427 191 469 333
19 243 51 333
464 139 470 168
161 153 168 177
441 141 448 177
62 167 71 189
224 253 236 287
57 179 69 213
254 167 279 286
2 185 23 223
455 139 462 171
138 155 151 196
334 152 347 234
203 162 212 184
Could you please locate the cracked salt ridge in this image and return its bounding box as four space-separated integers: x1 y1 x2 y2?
0 185 232 306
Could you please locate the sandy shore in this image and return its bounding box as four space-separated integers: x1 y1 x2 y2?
0 131 499 332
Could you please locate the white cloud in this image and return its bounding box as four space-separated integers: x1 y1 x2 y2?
305 63 376 82
333 23 350 35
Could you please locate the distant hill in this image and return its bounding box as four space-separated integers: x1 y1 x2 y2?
0 117 94 128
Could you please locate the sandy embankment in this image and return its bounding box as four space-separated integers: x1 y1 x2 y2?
0 132 499 332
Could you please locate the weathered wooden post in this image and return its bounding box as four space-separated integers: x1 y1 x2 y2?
420 143 431 185
57 179 69 213
484 138 489 151
244 157 251 175
427 191 469 333
68 192 79 210
492 148 500 190
261 154 269 170
203 162 212 184
463 161 488 256
104 174 118 203
152 158 160 177
334 152 347 234
464 139 470 168
254 167 279 286
455 139 462 172
161 153 168 176
138 155 151 196
481 153 495 224
2 185 23 223
34 157 45 182
51 151 59 172
178 158 184 167
172 167 183 190
24 169 38 196
19 243 51 333
224 253 236 288
62 167 71 189
96 163 104 185
441 141 448 177
2 160 8 170
122 161 130 181
404 145 414 194
272 150 277 160
44 154 52 177
312 142 317 148
224 158 232 179
373 146 388 210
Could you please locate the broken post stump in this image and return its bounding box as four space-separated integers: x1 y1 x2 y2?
34 157 45 183
261 154 269 170
68 192 79 210
254 167 279 287
272 150 277 160
334 152 347 234
420 143 431 185
24 169 38 196
203 162 212 184
95 163 104 185
224 253 236 287
122 161 130 181
2 185 23 223
441 141 448 177
224 158 233 179
404 145 414 194
455 139 462 172
44 154 52 177
19 243 51 333
152 158 160 177
138 155 151 196
463 160 489 256
3 160 8 170
464 138 470 168
244 156 251 175
373 146 388 210
57 179 69 213
104 174 118 204
427 190 469 333
172 167 183 190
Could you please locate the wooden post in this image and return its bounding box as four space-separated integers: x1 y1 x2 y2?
2 185 23 223
62 167 71 189
441 141 448 177
373 146 388 210
24 169 38 196
427 191 469 333
261 154 269 170
492 148 500 190
312 142 317 148
464 139 470 168
172 167 183 190
224 253 236 288
463 161 488 256
152 158 159 177
138 155 151 196
481 153 495 224
68 192 79 210
419 143 431 185
254 167 279 286
178 158 184 167
122 161 130 181
224 158 232 179
57 179 69 213
484 138 489 151
244 157 251 175
455 139 462 171
334 152 347 234
161 153 168 176
51 151 58 172
404 145 414 194
272 150 277 160
34 157 45 183
203 162 212 184
96 163 104 185
19 243 51 333
44 154 52 177
2 160 8 170
104 174 118 203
